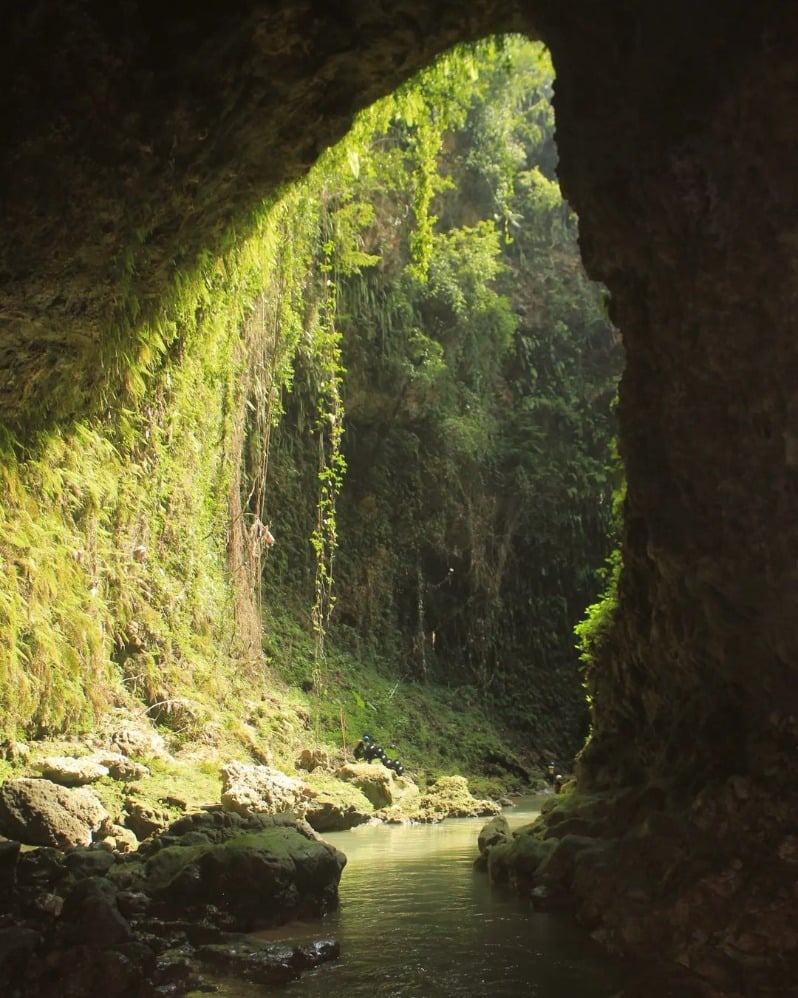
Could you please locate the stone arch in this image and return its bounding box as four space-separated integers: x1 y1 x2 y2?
2 1 798 986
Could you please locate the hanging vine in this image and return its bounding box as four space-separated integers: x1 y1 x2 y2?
309 234 347 689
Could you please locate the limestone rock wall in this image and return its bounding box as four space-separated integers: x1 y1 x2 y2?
542 2 798 795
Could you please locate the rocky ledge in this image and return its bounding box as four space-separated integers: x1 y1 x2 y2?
476 782 798 998
0 809 344 996
0 724 501 996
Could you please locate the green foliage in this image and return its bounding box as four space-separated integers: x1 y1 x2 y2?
0 33 623 780
260 36 623 762
574 548 622 686
573 447 625 707
0 172 358 736
309 244 347 683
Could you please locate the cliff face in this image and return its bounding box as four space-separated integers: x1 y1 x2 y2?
545 3 798 795
3 0 797 989
536 4 798 987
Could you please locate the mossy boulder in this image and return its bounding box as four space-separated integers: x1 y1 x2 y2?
334 762 398 809
384 775 500 824
300 772 375 832
474 814 512 871
112 810 346 930
417 776 501 821
485 826 556 889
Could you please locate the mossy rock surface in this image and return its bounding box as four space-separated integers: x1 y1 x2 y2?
115 811 346 930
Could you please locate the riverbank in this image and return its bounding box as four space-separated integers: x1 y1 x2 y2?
0 705 539 996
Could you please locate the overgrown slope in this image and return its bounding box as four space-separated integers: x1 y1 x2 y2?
0 39 618 786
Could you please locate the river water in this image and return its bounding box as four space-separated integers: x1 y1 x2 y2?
205 798 631 996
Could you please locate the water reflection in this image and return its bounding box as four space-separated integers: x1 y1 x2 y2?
240 798 630 997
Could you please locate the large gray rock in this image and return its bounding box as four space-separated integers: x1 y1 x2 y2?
131 811 346 930
220 762 303 817
39 751 150 787
0 778 108 849
94 752 150 781
107 722 169 760
39 756 109 786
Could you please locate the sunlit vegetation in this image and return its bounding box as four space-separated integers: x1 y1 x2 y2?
266 38 623 754
0 37 621 775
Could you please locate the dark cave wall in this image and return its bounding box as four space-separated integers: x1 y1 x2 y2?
2 0 796 790
2 0 796 782
540 2 798 794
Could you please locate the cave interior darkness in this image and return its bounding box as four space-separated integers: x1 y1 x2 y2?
2 1 798 991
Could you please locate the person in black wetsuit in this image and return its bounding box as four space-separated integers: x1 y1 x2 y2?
353 734 404 775
353 734 373 760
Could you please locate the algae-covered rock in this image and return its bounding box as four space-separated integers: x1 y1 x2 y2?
297 748 334 772
301 772 374 831
126 810 346 930
486 827 556 889
415 776 501 822
334 762 396 809
474 814 512 871
94 752 150 782
478 814 511 854
124 799 172 841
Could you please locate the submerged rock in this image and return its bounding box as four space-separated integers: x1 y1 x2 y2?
195 934 340 985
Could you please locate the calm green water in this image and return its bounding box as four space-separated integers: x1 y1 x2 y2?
206 799 630 996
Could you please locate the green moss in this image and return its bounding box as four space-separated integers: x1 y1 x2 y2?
303 771 375 813
488 828 556 884
0 39 585 797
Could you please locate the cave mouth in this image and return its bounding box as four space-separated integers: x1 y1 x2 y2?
271 33 625 770
2 2 798 991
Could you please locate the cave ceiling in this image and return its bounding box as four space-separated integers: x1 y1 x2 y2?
1 0 529 426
